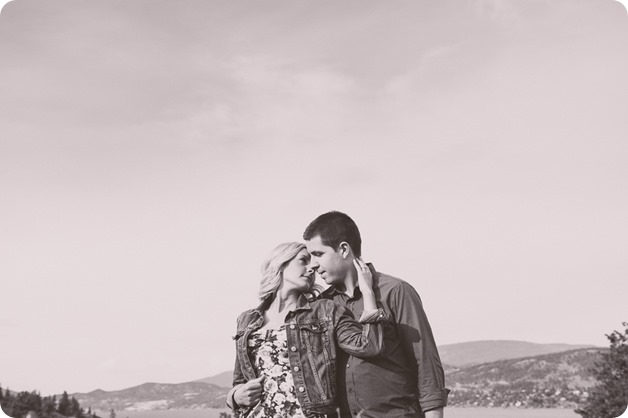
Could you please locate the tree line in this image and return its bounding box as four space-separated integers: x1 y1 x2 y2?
576 321 628 418
0 387 100 418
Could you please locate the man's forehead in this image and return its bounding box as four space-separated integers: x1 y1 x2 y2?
305 236 331 250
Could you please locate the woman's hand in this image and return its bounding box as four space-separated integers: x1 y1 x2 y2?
353 258 377 311
353 258 373 290
233 375 265 407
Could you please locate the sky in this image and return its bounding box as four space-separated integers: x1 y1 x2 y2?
0 0 627 396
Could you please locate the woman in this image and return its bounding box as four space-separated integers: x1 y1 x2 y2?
227 242 388 418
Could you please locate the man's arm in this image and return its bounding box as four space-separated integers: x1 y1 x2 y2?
392 281 450 414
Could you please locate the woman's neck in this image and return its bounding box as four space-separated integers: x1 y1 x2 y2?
270 288 299 313
261 289 300 330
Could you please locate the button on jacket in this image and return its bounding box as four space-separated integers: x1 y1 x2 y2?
324 264 450 418
227 294 389 417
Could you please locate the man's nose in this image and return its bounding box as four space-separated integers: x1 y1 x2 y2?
308 260 319 270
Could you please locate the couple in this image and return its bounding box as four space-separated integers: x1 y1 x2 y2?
227 211 450 418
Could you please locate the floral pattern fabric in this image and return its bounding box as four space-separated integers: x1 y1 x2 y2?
245 325 325 418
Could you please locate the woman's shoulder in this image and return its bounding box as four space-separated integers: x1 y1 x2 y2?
235 308 259 325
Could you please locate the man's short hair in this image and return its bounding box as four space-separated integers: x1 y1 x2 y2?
303 211 362 257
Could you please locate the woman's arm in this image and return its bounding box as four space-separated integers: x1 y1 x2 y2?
227 317 265 410
334 303 387 358
334 259 389 358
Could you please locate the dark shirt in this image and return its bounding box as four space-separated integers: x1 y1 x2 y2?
322 265 450 418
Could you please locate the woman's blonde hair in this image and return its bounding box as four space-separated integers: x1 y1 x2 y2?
259 242 317 301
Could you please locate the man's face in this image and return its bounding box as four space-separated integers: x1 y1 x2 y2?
305 235 349 286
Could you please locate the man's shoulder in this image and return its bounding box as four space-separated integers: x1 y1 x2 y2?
375 271 416 292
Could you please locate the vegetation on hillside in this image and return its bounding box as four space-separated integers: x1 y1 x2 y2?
72 382 229 411
446 348 603 408
576 322 628 418
0 387 100 418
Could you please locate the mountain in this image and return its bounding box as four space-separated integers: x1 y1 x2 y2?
195 340 598 385
438 340 596 367
68 341 605 412
194 371 232 388
72 382 229 412
446 347 606 408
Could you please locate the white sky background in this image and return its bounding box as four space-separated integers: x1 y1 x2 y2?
0 0 627 396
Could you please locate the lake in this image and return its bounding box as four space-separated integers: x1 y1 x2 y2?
107 407 581 418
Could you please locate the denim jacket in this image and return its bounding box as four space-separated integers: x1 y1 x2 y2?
227 294 389 417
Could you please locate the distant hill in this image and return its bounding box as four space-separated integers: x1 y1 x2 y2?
438 340 596 367
194 371 232 388
72 382 229 412
196 340 598 385
65 340 605 412
446 347 606 408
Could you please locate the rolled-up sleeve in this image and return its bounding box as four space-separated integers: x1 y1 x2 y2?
392 282 450 412
358 307 389 323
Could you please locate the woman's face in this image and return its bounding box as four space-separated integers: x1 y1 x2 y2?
281 248 314 293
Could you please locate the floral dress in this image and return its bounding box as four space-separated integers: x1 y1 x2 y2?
246 325 325 418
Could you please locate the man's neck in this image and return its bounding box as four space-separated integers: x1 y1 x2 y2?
341 268 358 298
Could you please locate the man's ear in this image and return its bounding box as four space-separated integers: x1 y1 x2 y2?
338 242 353 259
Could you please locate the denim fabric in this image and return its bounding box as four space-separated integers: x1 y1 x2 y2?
228 294 388 417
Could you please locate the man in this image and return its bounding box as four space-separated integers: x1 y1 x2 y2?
304 211 449 418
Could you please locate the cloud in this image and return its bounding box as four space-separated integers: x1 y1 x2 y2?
166 54 359 151
99 357 119 370
0 318 17 328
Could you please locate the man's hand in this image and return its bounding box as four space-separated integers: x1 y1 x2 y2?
233 376 265 407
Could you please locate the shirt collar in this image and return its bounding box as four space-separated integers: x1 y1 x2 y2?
325 262 376 298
